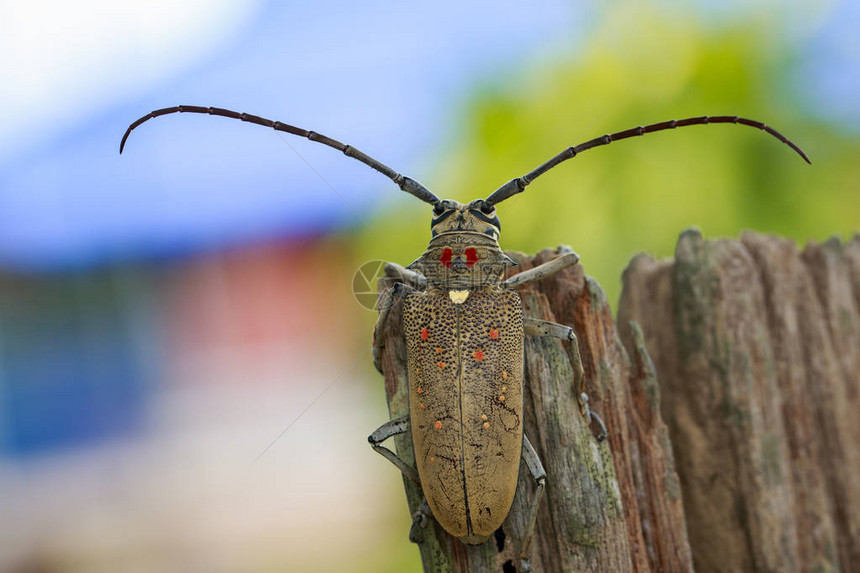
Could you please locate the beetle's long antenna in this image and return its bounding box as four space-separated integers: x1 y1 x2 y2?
120 106 441 206
484 116 810 208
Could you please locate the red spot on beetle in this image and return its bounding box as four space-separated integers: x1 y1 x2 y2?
435 420 442 430
435 347 443 354
419 403 425 409
474 349 484 361
420 327 429 340
439 248 453 268
489 328 499 339
465 247 478 267
417 386 424 394
438 361 446 369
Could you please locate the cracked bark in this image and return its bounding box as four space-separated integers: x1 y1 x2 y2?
618 230 860 572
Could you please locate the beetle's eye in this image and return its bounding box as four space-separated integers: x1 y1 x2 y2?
479 201 494 215
433 202 444 216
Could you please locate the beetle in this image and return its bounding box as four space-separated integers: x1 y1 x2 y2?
120 107 808 570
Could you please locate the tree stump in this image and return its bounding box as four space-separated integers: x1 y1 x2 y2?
618 230 860 572
376 249 692 572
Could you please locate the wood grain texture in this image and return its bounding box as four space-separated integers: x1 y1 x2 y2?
376 249 691 572
619 230 860 573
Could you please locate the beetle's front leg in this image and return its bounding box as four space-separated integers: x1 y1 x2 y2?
384 261 427 290
503 246 579 289
524 316 608 441
372 282 418 373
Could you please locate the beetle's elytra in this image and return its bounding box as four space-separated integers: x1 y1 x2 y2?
120 106 808 570
405 270 525 542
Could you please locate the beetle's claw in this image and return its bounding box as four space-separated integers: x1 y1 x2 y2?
409 506 430 543
589 410 608 442
408 523 424 543
579 392 608 441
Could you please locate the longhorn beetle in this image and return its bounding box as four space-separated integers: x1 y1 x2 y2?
120 107 808 571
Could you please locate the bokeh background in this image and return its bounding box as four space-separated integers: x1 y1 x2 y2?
0 1 857 571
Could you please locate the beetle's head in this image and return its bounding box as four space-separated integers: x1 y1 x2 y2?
429 199 500 243
406 199 513 289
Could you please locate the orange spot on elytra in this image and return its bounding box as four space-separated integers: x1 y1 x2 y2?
481 414 488 421
489 329 499 339
499 395 506 402
430 457 435 463
438 361 445 369
417 386 424 394
502 385 507 392
474 349 484 361
436 347 443 354
420 327 429 340
502 371 508 379
419 403 425 409
483 422 490 429
434 420 442 430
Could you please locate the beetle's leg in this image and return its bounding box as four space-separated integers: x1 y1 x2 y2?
523 316 584 396
384 262 427 290
502 246 579 289
372 282 417 373
524 317 608 441
408 498 432 543
578 392 608 442
518 433 546 573
368 417 433 543
367 415 421 485
523 316 578 341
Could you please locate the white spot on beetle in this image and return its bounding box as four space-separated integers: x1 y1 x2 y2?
449 290 470 304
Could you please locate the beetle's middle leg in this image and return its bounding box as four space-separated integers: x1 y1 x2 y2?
518 433 546 573
524 316 608 441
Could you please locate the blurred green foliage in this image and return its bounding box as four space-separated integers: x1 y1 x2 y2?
353 1 859 309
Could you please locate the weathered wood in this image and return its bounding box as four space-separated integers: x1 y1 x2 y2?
618 230 860 572
376 249 692 572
